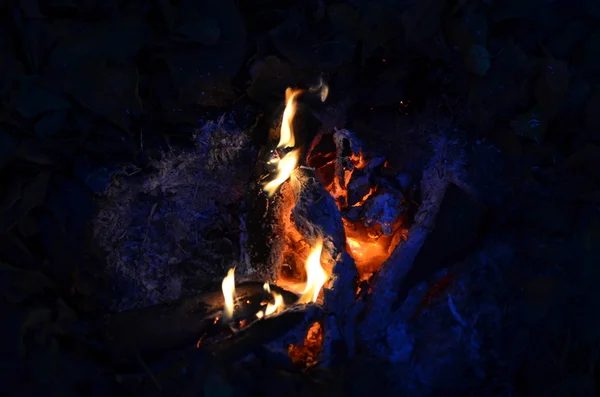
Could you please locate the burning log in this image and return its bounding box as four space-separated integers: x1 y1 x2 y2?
205 304 323 363
244 87 322 282
100 282 299 357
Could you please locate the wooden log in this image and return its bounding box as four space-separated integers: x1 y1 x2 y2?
98 282 298 357
321 252 359 363
205 304 323 363
244 99 321 280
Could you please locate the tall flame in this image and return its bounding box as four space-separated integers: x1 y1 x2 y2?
263 149 299 196
278 88 303 149
222 268 236 319
298 238 328 304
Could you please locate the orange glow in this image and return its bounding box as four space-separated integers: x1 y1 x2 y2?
352 186 377 207
288 321 323 368
221 268 236 319
263 149 300 196
278 88 303 149
298 238 328 304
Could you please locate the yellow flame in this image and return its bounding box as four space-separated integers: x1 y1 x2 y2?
257 282 284 319
221 268 236 319
309 77 329 102
278 88 303 149
263 149 299 196
299 238 328 304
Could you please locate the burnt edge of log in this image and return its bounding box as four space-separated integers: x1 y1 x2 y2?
205 304 324 364
99 282 299 357
290 166 346 265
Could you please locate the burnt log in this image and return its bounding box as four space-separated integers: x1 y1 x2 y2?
321 252 359 363
205 304 323 363
98 282 298 357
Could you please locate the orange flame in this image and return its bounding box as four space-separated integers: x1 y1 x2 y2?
298 238 328 304
263 149 300 196
221 268 236 319
257 282 285 319
278 88 303 149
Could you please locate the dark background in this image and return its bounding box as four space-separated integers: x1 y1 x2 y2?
1 0 599 396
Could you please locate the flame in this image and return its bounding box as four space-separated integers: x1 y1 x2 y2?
278 88 303 149
257 282 284 319
298 238 328 304
222 268 236 319
263 149 300 196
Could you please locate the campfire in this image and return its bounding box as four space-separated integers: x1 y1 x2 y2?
194 80 413 368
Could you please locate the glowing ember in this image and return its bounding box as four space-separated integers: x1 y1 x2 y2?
298 238 328 304
257 283 285 319
288 321 323 368
221 268 236 319
278 88 303 149
263 149 300 196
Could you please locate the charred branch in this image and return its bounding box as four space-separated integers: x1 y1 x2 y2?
205 304 323 364
99 282 298 357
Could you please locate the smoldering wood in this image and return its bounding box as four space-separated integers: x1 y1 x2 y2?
205 304 323 363
360 187 405 235
98 282 299 357
290 166 346 265
357 164 450 344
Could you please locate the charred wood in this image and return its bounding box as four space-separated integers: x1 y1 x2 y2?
321 252 359 363
99 282 298 357
205 304 323 363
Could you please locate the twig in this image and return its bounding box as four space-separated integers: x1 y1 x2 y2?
447 294 467 327
135 349 162 391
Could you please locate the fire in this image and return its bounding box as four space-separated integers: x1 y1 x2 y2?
298 238 328 304
257 282 284 319
222 268 236 319
278 88 303 149
263 149 300 196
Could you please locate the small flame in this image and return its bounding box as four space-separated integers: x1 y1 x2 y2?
263 150 299 196
299 238 328 304
278 88 303 149
309 78 329 102
221 268 236 319
257 282 284 319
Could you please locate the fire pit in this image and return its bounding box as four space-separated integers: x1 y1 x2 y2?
95 79 470 395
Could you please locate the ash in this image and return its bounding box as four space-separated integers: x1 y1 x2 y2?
92 114 254 311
